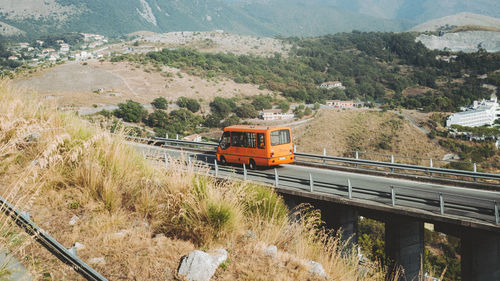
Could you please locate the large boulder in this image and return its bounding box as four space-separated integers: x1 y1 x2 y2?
178 249 228 281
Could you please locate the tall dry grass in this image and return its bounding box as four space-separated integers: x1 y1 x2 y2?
0 80 388 280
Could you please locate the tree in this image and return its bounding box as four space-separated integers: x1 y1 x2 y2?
177 96 200 112
279 100 290 113
113 100 148 123
251 94 273 110
151 97 168 110
145 110 170 128
204 114 221 128
235 103 258 119
313 102 320 110
223 114 240 127
210 97 236 119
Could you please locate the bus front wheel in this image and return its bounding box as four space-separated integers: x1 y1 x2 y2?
219 156 227 165
249 159 257 170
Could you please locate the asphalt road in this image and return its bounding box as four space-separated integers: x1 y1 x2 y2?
131 142 500 230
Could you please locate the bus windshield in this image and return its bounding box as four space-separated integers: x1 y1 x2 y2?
270 129 290 146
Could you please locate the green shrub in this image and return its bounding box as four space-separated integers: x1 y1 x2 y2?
151 97 168 110
177 96 201 112
113 100 148 123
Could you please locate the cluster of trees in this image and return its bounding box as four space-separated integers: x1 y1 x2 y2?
107 94 295 137
112 31 500 112
110 99 203 137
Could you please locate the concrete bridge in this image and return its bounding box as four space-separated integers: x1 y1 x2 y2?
133 141 500 281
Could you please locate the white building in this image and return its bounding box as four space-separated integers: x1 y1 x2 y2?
259 109 294 121
320 81 345 90
446 96 500 127
326 100 354 108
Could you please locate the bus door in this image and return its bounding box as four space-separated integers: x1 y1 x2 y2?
229 131 245 163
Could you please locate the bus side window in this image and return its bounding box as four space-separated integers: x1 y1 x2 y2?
245 133 256 148
231 132 243 147
219 131 230 150
257 133 265 149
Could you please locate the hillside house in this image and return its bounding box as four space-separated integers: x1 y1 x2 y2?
320 81 345 90
326 100 354 108
60 44 70 53
259 109 294 121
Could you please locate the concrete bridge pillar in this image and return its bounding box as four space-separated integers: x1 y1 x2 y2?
385 218 424 281
461 230 500 281
319 203 358 244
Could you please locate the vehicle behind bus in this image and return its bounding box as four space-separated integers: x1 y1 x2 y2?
216 125 294 169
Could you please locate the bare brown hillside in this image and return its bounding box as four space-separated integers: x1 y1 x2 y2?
293 109 448 164
14 60 272 108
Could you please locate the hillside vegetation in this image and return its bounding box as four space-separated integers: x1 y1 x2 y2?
293 109 448 163
0 81 386 280
115 32 499 111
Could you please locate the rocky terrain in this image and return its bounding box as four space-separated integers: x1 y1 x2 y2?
130 30 291 56
417 31 500 52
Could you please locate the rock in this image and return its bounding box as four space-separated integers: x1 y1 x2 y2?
25 132 41 142
112 231 128 239
178 249 228 281
309 261 326 277
89 257 106 265
73 242 85 250
69 215 79 226
264 245 277 258
242 230 257 242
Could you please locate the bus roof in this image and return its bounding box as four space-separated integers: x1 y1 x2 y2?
224 125 290 132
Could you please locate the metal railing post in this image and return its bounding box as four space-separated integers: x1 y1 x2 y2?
429 158 433 177
243 163 247 181
473 163 477 182
348 179 352 199
355 151 358 168
165 133 168 139
164 153 169 168
176 134 179 140
294 145 296 153
391 186 395 206
214 159 218 177
323 148 326 165
188 155 192 166
391 155 395 173
274 167 279 187
440 193 444 215
495 200 499 225
309 173 314 192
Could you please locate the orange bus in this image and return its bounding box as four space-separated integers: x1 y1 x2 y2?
216 125 294 169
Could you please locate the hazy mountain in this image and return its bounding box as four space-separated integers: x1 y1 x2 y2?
0 0 498 38
328 0 500 22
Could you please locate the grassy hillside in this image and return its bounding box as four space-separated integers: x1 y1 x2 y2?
293 109 448 164
0 81 386 280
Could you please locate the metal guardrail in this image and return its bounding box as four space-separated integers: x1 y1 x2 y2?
0 196 108 281
132 136 500 184
141 149 500 228
293 152 500 182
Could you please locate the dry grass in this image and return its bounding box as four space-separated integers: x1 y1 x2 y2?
0 81 387 280
293 109 448 166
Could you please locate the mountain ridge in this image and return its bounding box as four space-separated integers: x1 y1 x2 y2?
0 0 499 38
